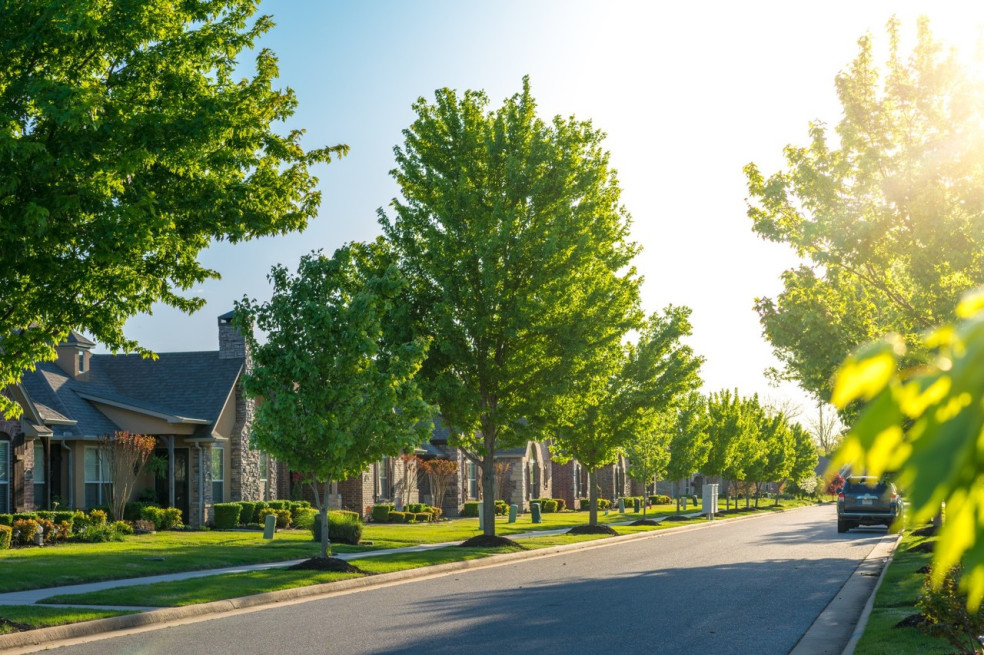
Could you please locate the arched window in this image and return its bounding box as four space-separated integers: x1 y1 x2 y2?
0 432 11 513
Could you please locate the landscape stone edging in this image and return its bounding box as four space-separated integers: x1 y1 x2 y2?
0 504 812 651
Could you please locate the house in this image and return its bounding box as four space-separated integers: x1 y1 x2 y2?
0 313 284 526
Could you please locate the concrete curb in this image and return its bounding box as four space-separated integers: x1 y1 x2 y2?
841 532 904 655
789 531 902 655
0 504 814 652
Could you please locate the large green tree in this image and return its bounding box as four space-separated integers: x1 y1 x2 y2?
744 17 984 403
0 0 345 418
551 307 703 526
704 390 763 504
625 410 673 519
380 78 641 537
665 392 711 513
235 241 434 559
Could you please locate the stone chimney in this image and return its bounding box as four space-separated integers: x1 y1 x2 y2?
217 311 246 360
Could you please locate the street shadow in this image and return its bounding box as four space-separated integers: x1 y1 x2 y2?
361 556 862 655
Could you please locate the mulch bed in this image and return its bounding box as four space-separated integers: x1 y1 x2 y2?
568 524 619 536
630 519 662 526
0 617 31 633
287 557 369 574
911 525 938 538
894 613 928 629
457 535 527 549
661 515 692 522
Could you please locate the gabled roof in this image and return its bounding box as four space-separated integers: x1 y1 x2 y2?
19 350 243 438
61 331 95 349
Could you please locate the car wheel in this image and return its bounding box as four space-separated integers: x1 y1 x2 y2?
837 519 848 533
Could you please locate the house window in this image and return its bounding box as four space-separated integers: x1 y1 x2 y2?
77 350 86 373
377 456 389 500
0 436 9 514
33 441 45 509
211 446 224 503
258 451 269 501
467 461 478 499
84 447 111 508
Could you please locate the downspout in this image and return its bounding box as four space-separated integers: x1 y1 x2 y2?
195 443 204 528
167 436 175 508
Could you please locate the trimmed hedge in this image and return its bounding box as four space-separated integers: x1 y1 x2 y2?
258 508 292 529
293 507 318 530
0 514 11 527
266 500 289 511
371 504 394 523
311 510 363 545
0 525 10 550
650 494 672 505
461 501 480 518
213 503 241 529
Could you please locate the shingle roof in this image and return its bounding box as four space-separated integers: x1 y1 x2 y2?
19 351 243 438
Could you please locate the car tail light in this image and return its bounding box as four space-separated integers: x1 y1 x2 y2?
838 492 844 500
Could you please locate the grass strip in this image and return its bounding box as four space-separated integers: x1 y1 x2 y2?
0 606 137 634
853 528 951 655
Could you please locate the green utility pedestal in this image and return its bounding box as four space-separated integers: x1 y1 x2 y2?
263 514 276 540
531 502 542 524
508 504 518 523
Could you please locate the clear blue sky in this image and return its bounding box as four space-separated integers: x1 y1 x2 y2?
113 1 984 422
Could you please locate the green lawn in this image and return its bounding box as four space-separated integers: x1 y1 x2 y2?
0 606 137 634
853 527 952 655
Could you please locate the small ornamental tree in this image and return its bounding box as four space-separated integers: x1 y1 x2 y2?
825 474 845 497
397 454 423 508
103 431 156 521
665 392 711 513
236 241 434 560
422 458 458 514
625 411 674 519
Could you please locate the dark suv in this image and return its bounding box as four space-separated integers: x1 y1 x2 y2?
837 476 903 533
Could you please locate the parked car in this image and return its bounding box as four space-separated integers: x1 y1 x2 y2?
837 476 903 533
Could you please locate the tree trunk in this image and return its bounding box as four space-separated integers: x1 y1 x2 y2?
674 479 681 515
310 479 332 559
481 435 496 537
588 468 599 526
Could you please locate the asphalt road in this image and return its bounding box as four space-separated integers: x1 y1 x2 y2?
39 504 886 655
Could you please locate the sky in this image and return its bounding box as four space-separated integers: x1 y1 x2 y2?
113 1 984 423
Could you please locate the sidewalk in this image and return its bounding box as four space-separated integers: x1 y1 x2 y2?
0 512 701 610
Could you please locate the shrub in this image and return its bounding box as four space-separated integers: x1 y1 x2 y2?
918 564 984 653
12 519 40 546
598 499 611 510
414 512 431 522
123 502 148 521
266 500 289 511
52 511 75 527
494 500 508 516
140 506 165 530
371 504 394 523
407 503 427 514
236 501 257 525
541 499 558 513
292 507 318 530
213 503 242 529
578 498 590 511
113 520 134 535
258 508 291 529
0 514 11 527
78 522 126 543
461 501 480 517
13 512 38 522
252 501 269 523
36 518 57 545
70 510 87 535
0 525 10 550
429 506 443 520
311 510 363 545
160 507 183 530
553 498 566 512
35 510 55 521
53 521 72 541
650 495 672 505
388 511 407 523
88 509 108 527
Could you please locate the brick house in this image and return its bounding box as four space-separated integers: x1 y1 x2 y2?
0 312 283 526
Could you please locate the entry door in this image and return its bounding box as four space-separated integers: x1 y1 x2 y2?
173 448 189 522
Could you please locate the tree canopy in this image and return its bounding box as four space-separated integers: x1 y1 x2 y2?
235 241 433 558
380 77 641 536
744 17 984 403
551 307 703 525
0 0 345 418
